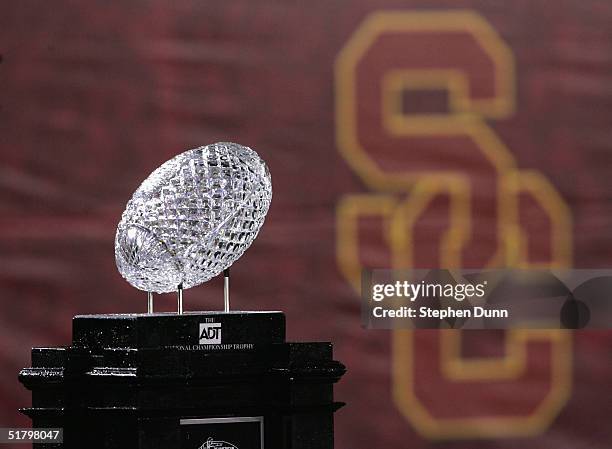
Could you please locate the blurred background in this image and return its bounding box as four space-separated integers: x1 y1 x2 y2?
1 1 612 448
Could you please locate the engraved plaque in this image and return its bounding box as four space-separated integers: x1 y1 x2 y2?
180 417 264 449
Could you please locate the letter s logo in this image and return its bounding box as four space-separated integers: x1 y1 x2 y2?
335 10 573 439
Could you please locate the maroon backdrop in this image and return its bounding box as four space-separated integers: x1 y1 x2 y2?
2 1 612 448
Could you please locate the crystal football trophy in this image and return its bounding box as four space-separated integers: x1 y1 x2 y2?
19 142 345 449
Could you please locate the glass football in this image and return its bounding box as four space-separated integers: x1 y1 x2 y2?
115 142 272 293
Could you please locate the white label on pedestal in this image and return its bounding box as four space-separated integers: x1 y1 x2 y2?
199 323 222 344
180 417 264 449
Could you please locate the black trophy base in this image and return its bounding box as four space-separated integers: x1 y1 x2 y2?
19 312 345 449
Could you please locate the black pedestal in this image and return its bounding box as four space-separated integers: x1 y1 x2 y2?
19 312 346 449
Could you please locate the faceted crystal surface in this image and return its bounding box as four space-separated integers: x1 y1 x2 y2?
115 142 272 293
